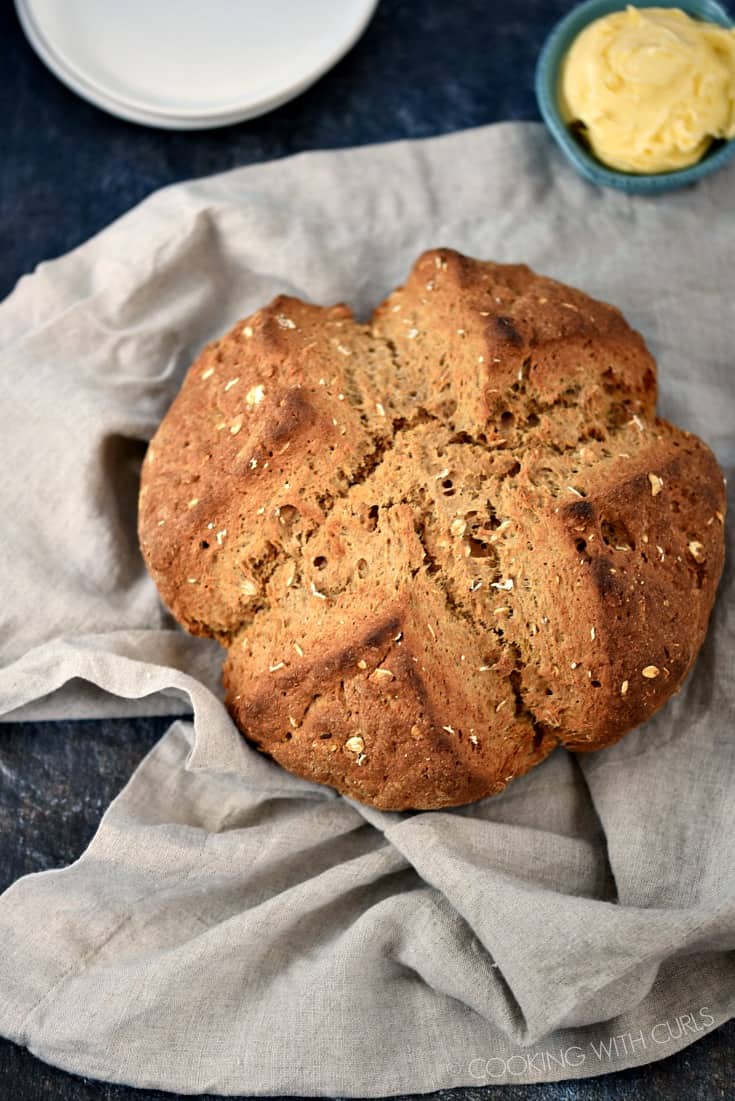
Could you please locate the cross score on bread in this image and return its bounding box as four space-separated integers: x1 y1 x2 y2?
139 250 725 810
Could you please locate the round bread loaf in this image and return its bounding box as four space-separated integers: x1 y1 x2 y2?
139 249 726 810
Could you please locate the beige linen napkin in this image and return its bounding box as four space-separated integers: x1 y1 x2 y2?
0 122 733 1093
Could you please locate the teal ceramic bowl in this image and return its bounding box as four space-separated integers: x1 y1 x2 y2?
535 0 735 193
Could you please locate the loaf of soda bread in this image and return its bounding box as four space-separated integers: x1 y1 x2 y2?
138 249 726 810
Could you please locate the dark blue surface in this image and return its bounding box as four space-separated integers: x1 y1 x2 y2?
0 0 566 303
0 0 733 1097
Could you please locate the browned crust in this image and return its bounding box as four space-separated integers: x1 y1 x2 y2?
139 249 726 810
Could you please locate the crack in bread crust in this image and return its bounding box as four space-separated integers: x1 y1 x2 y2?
139 249 726 810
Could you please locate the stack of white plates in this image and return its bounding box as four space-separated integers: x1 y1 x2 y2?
15 0 379 130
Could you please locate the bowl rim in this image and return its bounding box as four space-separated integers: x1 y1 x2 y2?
534 0 735 193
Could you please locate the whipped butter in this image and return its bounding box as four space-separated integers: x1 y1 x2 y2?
559 6 735 173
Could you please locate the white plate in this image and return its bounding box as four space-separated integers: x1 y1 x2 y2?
16 0 379 129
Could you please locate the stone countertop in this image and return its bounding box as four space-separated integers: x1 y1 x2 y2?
0 0 732 1097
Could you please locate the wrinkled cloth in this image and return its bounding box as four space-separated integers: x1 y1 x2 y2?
0 122 733 1094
